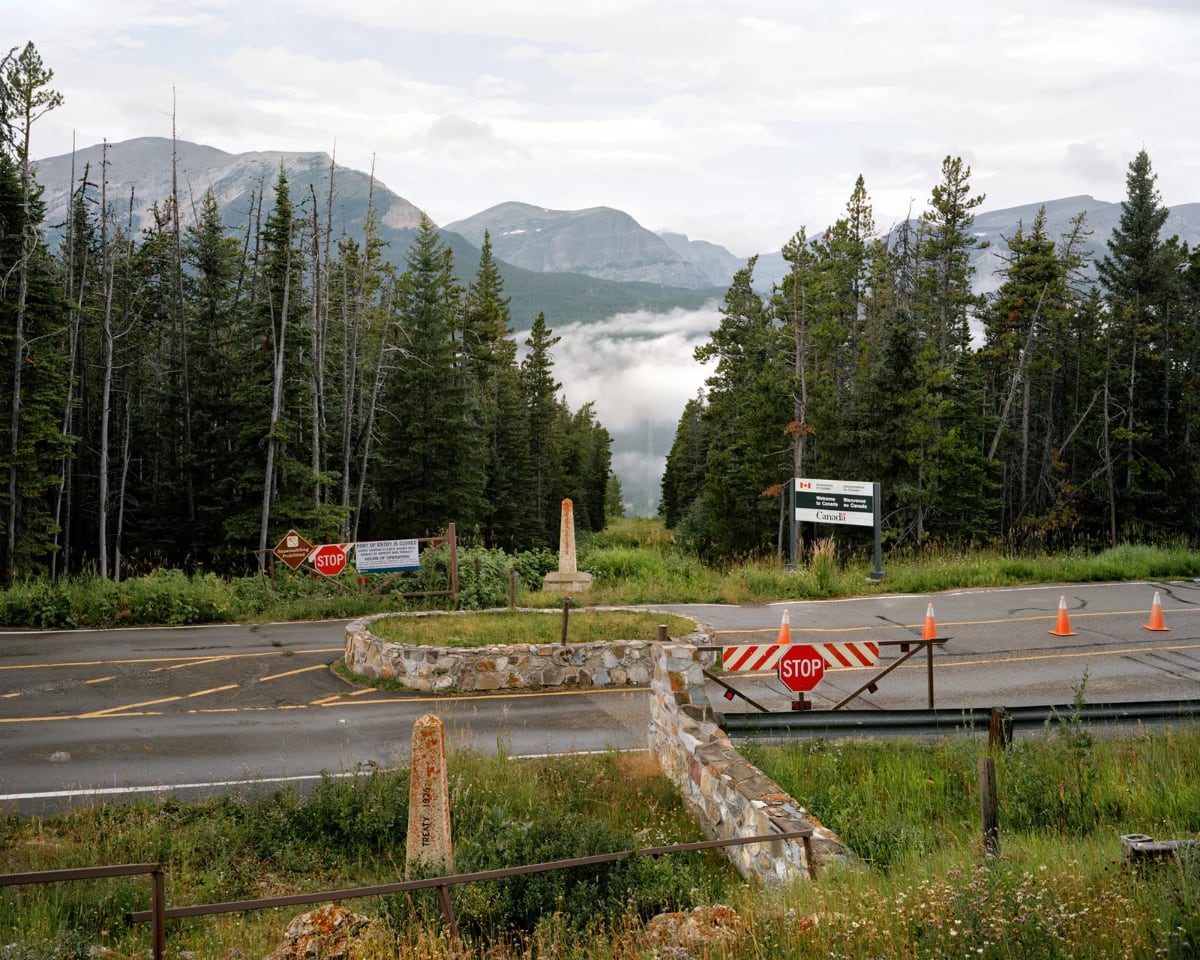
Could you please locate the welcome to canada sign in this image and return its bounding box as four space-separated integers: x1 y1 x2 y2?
793 478 875 528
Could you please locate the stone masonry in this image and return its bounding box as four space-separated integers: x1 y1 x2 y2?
344 610 660 692
647 640 853 883
342 611 853 883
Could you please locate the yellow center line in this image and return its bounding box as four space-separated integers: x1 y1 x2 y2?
260 664 328 682
934 640 1200 668
152 657 232 673
714 606 1200 637
0 649 344 672
79 695 185 718
310 688 376 705
2 692 19 699
75 682 241 718
186 684 239 698
186 704 311 714
86 676 114 684
315 686 648 706
0 710 166 724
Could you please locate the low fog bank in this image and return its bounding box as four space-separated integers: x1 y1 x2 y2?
517 304 721 517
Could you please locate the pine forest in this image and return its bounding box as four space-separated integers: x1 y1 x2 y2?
663 155 1200 559
3 42 1200 582
0 44 614 582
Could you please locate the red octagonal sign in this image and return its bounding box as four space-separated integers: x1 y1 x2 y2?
778 644 825 693
311 544 348 578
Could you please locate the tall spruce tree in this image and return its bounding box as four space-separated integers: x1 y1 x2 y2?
1096 149 1189 537
0 43 69 580
375 216 477 538
522 312 563 544
691 258 790 557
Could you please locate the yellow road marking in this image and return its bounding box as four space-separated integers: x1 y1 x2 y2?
152 656 232 673
713 606 1200 637
86 676 114 685
0 649 343 672
310 688 376 705
1 692 19 699
260 664 328 682
314 686 648 706
0 711 165 723
187 684 239 698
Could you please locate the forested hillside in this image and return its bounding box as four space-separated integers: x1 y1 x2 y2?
0 44 615 581
664 155 1200 558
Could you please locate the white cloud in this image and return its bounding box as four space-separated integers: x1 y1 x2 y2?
19 0 1200 254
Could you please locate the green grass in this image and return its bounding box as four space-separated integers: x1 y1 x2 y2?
0 751 737 957
6 733 1200 958
4 521 1200 627
366 609 699 647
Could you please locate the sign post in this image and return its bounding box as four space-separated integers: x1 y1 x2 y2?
792 478 884 581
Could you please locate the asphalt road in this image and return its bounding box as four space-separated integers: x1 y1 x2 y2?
2 579 1199 815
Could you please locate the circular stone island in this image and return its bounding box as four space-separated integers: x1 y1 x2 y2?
342 608 706 693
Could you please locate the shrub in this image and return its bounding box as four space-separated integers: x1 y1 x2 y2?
0 579 75 628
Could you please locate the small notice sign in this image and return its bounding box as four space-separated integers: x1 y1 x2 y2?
355 538 421 573
273 529 314 570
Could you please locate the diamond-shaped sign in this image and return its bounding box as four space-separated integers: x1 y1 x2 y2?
273 529 314 570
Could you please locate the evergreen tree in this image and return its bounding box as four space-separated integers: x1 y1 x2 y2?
690 258 790 557
0 44 69 580
660 392 707 529
375 216 476 538
1096 149 1189 538
463 231 530 545
522 312 564 544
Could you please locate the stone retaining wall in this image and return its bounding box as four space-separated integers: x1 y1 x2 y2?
343 611 662 692
343 611 852 883
647 640 853 883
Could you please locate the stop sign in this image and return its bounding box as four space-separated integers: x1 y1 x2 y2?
311 544 347 577
778 644 825 693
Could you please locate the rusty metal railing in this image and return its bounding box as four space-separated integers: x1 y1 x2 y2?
126 829 813 944
0 863 166 960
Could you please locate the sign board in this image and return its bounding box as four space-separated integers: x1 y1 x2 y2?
355 538 421 573
311 544 348 577
794 478 875 527
273 529 314 570
778 644 825 693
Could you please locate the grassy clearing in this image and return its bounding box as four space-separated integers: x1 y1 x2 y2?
0 751 737 958
366 609 699 647
5 520 1200 628
6 731 1199 958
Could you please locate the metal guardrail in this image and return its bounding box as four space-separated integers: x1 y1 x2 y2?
719 698 1200 740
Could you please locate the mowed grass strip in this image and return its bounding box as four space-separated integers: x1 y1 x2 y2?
368 609 700 648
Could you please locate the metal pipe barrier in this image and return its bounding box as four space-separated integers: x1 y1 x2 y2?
0 863 166 960
127 829 813 944
719 698 1200 740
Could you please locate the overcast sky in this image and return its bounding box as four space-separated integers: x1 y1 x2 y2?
16 0 1200 258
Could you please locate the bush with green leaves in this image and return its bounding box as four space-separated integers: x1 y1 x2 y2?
0 579 76 629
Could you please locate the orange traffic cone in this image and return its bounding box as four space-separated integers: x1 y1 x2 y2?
775 609 792 645
1144 591 1169 632
922 603 938 641
1049 595 1077 637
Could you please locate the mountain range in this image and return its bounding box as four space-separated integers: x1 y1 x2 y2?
30 138 1200 517
33 138 1200 313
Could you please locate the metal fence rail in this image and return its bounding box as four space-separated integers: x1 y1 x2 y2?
0 863 166 960
719 698 1200 741
124 829 813 944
